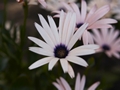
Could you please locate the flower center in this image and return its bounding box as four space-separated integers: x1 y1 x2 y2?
76 23 83 28
58 7 66 12
54 44 69 58
102 44 110 51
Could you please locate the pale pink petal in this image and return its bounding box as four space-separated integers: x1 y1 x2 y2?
29 47 53 56
60 59 68 73
66 56 88 67
70 3 81 23
29 57 52 70
38 14 56 45
87 5 110 26
28 37 52 51
82 30 89 45
53 82 64 90
65 13 76 45
48 58 59 70
60 77 71 90
88 24 112 29
86 5 97 22
68 63 75 78
68 23 88 49
75 73 81 90
81 0 87 22
35 22 54 48
62 2 73 11
88 82 100 90
113 52 120 59
80 76 86 90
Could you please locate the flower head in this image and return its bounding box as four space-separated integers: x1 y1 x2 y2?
28 11 99 78
92 28 120 59
53 0 117 44
38 0 76 11
53 73 100 90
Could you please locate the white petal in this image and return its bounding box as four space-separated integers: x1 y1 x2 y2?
48 58 59 70
61 12 72 44
60 59 68 73
65 13 76 46
88 82 100 90
60 77 71 90
75 73 81 90
80 76 86 90
52 82 64 90
48 16 60 44
28 37 52 51
81 0 87 22
34 22 54 48
38 14 56 45
29 47 53 56
68 23 88 49
59 11 65 42
29 57 52 70
68 63 75 78
66 56 88 67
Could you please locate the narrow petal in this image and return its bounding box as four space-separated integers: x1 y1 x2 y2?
65 13 76 45
81 0 87 22
68 63 75 78
53 82 64 90
60 77 71 90
68 23 88 49
69 49 95 56
86 5 97 22
48 16 60 44
61 12 72 44
88 82 100 90
88 5 110 25
28 37 52 51
59 11 65 42
80 76 86 90
38 14 56 45
82 30 89 45
49 58 59 70
34 22 54 47
70 3 81 23
60 59 68 73
66 56 88 67
113 52 120 59
29 57 52 70
75 73 81 90
29 47 53 56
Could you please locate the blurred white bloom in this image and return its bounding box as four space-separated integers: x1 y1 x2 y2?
28 11 99 78
53 73 100 90
92 28 120 59
39 0 76 11
54 0 117 45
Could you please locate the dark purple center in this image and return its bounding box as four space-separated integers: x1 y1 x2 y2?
76 23 83 28
102 44 111 51
54 44 69 58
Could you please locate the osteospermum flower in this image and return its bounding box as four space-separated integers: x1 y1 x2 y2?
53 73 100 90
38 0 76 11
91 28 120 59
28 11 99 78
54 0 117 44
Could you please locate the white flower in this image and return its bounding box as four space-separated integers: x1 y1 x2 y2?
53 73 100 90
53 0 117 45
38 0 76 11
91 28 120 59
28 11 99 78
